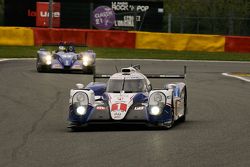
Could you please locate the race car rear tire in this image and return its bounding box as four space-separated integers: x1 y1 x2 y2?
179 86 187 122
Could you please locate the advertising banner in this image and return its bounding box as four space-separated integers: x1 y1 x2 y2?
36 2 61 27
135 32 225 52
92 6 116 30
93 0 163 31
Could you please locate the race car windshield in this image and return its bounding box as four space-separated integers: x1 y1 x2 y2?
106 79 146 93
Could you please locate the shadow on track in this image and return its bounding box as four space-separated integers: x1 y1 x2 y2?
66 120 193 133
29 69 93 75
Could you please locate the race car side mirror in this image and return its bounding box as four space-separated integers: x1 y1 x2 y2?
76 83 84 89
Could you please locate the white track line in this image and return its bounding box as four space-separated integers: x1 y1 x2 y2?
0 59 9 62
1 58 250 64
222 73 250 82
0 58 35 61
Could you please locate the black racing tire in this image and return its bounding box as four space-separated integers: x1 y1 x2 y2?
36 59 44 73
165 108 175 129
179 86 187 122
83 66 95 74
160 95 175 130
36 58 44 72
69 126 82 132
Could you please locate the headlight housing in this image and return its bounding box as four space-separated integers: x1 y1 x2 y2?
44 55 52 65
149 92 166 106
149 106 162 116
76 106 87 116
82 54 94 66
73 92 88 105
40 52 52 65
148 92 166 116
72 92 88 116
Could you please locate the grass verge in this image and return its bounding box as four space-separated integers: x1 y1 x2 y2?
0 46 250 61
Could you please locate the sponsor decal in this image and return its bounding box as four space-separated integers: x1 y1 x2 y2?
65 60 69 66
111 103 127 112
134 106 144 110
111 2 149 28
92 6 116 30
27 9 36 17
71 64 82 70
96 106 106 110
36 2 61 27
52 64 62 69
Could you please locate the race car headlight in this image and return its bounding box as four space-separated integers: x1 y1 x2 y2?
76 106 87 116
149 92 166 106
82 54 94 66
42 54 52 65
149 106 162 116
72 92 88 105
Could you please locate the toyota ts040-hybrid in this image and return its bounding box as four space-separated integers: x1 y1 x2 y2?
68 65 187 130
36 45 96 73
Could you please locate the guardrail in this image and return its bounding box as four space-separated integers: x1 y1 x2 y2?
0 27 34 46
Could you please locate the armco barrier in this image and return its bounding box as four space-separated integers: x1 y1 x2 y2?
0 27 34 46
135 32 225 52
33 28 88 45
3 26 250 54
86 30 136 48
225 36 250 53
33 28 136 48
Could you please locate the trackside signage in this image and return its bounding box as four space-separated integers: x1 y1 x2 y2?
92 6 116 30
93 0 163 31
36 2 61 27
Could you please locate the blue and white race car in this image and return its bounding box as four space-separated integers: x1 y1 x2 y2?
68 65 187 130
36 44 96 73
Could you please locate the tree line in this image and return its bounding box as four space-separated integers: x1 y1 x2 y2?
163 0 250 35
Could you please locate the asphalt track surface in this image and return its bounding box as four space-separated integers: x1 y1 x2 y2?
0 59 250 167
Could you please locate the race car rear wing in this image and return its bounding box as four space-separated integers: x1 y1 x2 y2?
93 66 187 82
144 66 187 79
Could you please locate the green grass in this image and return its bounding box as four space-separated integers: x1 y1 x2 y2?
1 46 250 61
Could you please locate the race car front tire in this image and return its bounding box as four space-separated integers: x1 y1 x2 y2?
83 66 95 74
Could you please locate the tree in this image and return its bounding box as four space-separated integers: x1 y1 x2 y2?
163 0 250 35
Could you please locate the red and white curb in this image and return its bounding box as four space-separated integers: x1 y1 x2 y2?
222 73 250 82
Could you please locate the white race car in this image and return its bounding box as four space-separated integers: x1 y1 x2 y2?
68 65 187 130
36 45 96 73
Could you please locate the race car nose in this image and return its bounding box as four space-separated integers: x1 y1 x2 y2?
62 58 72 66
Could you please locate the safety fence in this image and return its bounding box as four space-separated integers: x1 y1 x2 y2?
1 26 250 53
